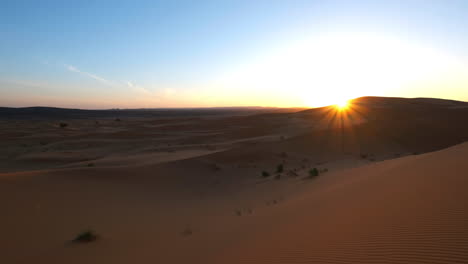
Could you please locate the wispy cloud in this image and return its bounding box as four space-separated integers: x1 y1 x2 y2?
126 81 152 96
65 64 115 86
126 81 178 101
63 64 178 103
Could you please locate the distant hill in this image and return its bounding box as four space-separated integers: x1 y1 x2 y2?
0 106 303 120
351 96 468 108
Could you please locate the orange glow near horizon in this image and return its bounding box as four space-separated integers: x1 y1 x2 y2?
209 32 468 109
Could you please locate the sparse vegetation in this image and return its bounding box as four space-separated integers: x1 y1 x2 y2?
72 230 98 243
261 171 270 177
87 163 95 167
59 122 68 128
276 164 284 173
360 153 368 159
309 168 319 177
115 118 121 122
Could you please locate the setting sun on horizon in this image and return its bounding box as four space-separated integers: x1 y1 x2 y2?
335 99 350 110
212 31 468 108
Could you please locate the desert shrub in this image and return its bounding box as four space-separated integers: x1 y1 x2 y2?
59 122 68 128
360 153 367 159
87 163 95 167
261 171 270 177
73 230 98 243
309 168 319 177
276 164 284 173
115 118 121 122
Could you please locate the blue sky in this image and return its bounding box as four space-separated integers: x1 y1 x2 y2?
1 0 468 108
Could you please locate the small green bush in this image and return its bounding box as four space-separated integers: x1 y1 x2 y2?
261 171 270 177
309 168 319 177
276 164 284 173
72 230 98 243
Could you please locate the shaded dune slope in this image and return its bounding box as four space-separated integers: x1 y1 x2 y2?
212 142 468 264
211 96 468 165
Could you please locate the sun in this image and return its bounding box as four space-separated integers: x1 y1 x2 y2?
335 99 349 110
214 31 460 108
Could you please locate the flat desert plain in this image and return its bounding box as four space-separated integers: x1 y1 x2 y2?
1 97 468 264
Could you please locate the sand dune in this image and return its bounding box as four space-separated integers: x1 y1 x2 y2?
1 97 468 263
0 143 468 263
212 142 468 263
2 141 468 263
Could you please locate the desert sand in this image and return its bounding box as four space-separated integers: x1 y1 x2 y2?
1 96 468 263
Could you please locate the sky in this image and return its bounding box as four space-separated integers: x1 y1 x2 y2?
1 0 468 109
